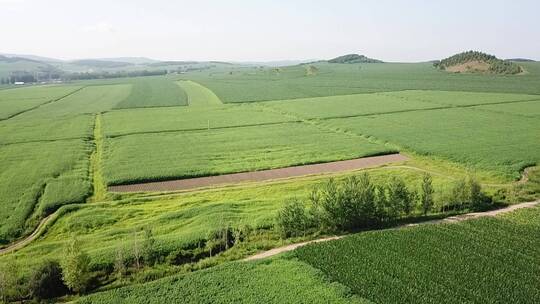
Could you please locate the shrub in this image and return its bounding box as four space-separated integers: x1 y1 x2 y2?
276 198 310 238
61 236 91 294
28 260 68 300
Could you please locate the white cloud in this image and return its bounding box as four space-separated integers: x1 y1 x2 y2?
83 21 116 33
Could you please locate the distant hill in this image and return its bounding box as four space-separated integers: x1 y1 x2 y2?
328 54 383 64
0 53 62 63
434 51 522 74
70 59 134 68
507 58 536 62
98 57 159 64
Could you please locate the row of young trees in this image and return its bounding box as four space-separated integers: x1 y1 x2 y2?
276 173 492 237
0 228 159 302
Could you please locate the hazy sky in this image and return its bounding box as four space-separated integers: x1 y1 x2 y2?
1 0 539 62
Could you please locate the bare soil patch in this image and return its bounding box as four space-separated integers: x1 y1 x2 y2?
446 60 490 73
109 153 409 192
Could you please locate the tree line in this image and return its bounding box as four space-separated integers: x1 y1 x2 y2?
276 173 492 237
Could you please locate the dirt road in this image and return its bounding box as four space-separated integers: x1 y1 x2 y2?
0 213 55 255
243 200 538 261
109 153 409 192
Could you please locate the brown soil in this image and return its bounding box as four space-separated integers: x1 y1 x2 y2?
243 200 538 261
446 60 490 73
109 154 409 193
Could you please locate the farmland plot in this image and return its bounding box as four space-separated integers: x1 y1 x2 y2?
262 92 443 119
177 80 222 106
114 76 187 109
325 107 540 179
379 90 540 106
294 206 540 304
16 84 132 119
0 85 82 119
78 259 365 304
102 122 393 185
0 139 92 243
102 104 295 137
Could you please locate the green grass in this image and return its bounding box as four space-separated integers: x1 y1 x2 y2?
114 76 187 109
293 206 540 304
102 122 393 185
324 107 540 179
177 80 222 106
0 85 82 119
0 167 455 275
0 139 92 243
78 258 366 304
101 104 295 137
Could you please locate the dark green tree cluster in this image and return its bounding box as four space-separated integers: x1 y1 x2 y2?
328 54 383 64
433 51 522 74
276 173 423 237
64 69 168 81
276 173 493 237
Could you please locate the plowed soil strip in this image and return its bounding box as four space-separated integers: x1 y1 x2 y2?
109 153 409 192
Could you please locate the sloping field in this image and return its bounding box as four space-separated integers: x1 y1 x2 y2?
114 77 187 109
262 92 442 119
0 115 93 144
325 107 540 179
0 139 92 244
109 153 408 192
103 122 394 185
293 206 540 304
0 85 82 119
177 80 222 106
15 84 132 119
379 90 540 106
184 62 540 103
78 259 365 304
471 99 540 117
102 104 295 137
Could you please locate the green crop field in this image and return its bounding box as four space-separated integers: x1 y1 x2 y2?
0 139 92 243
114 77 187 109
78 259 365 304
103 122 394 185
101 104 295 137
0 85 82 119
0 59 538 303
324 107 540 179
182 62 540 103
293 206 540 304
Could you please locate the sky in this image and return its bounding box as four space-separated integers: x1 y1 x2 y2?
1 0 539 62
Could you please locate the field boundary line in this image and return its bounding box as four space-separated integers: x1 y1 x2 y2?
243 200 539 261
